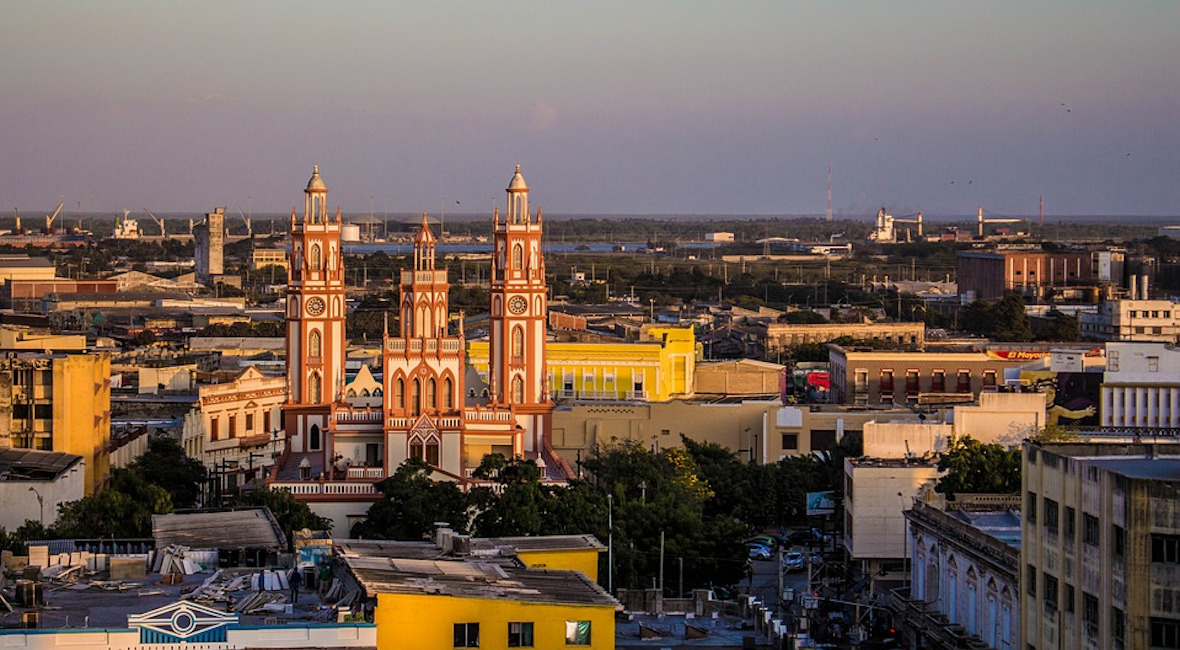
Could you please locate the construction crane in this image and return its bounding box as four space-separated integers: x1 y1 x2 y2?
143 207 166 238
892 212 924 241
235 206 253 237
44 201 65 233
976 206 1023 237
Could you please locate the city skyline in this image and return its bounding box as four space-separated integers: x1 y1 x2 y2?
2 1 1177 216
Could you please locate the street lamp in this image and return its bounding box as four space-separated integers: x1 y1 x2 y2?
28 487 44 525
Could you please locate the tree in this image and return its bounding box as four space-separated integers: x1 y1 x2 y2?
1041 310 1081 341
353 458 468 540
935 436 1021 498
230 488 332 548
131 437 206 508
991 293 1033 341
54 469 173 538
133 329 157 347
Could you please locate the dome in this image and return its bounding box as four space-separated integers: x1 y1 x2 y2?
305 164 328 192
414 212 436 244
507 164 528 191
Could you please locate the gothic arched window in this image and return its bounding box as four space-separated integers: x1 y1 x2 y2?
395 378 405 408
511 376 525 403
511 326 524 361
426 437 440 466
309 329 321 357
512 244 523 270
427 378 437 409
309 372 322 403
411 378 421 416
310 244 322 270
443 377 454 409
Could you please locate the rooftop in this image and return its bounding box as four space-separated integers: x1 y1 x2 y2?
0 448 83 480
1085 456 1180 481
151 508 286 551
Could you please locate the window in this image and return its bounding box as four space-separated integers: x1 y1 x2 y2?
245 413 254 432
1026 491 1037 523
1065 506 1076 542
905 369 919 395
1026 564 1036 596
983 370 997 388
410 437 424 461
1108 351 1119 372
426 438 440 466
565 621 591 646
1065 583 1075 613
229 415 237 438
1149 356 1160 372
931 369 945 393
309 329 321 357
1114 525 1126 559
412 378 421 416
512 244 523 270
782 433 798 451
1152 534 1180 564
427 378 437 409
1152 618 1180 649
511 326 525 362
1043 573 1058 614
511 376 525 403
1113 608 1125 650
33 404 52 419
854 369 868 392
880 369 894 396
454 622 480 648
309 372 322 403
1044 498 1059 534
396 378 405 408
1083 593 1099 639
507 622 534 647
210 417 220 441
1083 514 1100 546
956 369 971 393
443 378 454 409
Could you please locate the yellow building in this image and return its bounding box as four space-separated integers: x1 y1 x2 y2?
467 325 697 402
472 534 604 583
0 352 111 493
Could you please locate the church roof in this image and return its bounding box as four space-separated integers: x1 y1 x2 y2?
305 164 327 192
507 164 527 191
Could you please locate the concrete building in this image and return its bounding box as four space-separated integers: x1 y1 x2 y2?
1101 341 1180 428
194 207 226 286
1080 298 1180 343
0 352 111 494
704 232 734 243
0 255 56 287
0 278 118 312
899 498 1022 649
1021 440 1180 650
763 321 925 356
957 250 1096 302
828 344 1034 406
251 247 289 271
843 456 943 576
0 448 84 530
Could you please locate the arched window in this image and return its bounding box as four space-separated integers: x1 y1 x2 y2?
346 388 357 397
309 329 321 357
511 376 525 403
310 244 322 270
511 326 524 361
411 378 421 416
395 378 404 408
361 388 370 397
309 372 322 403
410 437 424 460
427 378 437 409
512 244 523 269
443 377 454 409
373 387 383 396
309 424 321 451
426 437 440 466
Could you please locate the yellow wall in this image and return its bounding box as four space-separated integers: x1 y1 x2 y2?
515 548 601 583
375 592 614 650
467 326 696 402
52 354 111 494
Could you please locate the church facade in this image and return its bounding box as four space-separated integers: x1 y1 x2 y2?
273 165 563 530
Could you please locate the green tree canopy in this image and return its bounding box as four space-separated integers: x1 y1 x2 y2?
936 436 1022 498
54 469 173 538
130 437 207 508
352 458 468 540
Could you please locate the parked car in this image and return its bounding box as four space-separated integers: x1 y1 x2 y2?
783 551 805 572
746 534 779 548
747 544 773 561
787 528 832 547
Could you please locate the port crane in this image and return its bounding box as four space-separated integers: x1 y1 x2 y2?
143 207 166 238
235 206 253 237
975 206 1023 237
44 201 65 233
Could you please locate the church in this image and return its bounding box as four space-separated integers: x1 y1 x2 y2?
274 165 567 529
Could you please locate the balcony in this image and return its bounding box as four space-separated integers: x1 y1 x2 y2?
271 481 378 496
346 467 386 480
335 410 382 423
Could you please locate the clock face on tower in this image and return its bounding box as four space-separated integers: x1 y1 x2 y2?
508 296 528 315
306 297 326 316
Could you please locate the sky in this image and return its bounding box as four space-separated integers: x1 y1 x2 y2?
2 1 1178 218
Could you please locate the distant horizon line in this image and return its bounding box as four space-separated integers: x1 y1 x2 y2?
9 211 1180 224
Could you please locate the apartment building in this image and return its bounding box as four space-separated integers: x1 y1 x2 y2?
1101 341 1180 428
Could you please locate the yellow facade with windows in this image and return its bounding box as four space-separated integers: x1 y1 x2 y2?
467 326 697 402
0 353 111 494
374 592 614 650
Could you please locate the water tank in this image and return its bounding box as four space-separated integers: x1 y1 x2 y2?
341 224 362 242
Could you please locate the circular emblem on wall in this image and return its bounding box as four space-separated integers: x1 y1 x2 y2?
509 296 528 314
306 297 326 316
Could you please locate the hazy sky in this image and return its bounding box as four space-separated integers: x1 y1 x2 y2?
2 1 1178 217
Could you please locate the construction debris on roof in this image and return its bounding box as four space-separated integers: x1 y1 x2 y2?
151 508 285 551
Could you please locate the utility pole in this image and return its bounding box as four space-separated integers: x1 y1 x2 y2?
607 494 614 594
659 530 665 610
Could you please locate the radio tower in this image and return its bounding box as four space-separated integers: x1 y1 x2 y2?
826 165 833 222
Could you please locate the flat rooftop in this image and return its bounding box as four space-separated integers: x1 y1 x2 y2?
1085 456 1180 481
952 510 1023 549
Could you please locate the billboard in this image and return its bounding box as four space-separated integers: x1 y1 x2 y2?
807 491 838 517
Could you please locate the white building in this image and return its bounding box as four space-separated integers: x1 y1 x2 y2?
704 232 734 243
0 449 85 530
1101 341 1180 428
1080 298 1180 343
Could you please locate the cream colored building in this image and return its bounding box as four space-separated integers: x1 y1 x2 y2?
1080 298 1180 343
694 359 783 396
1022 440 1180 650
0 256 55 286
764 321 925 354
0 327 86 351
1101 341 1180 428
843 456 943 572
251 247 289 271
185 367 286 496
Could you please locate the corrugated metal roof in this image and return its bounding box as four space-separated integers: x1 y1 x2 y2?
151 508 285 550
